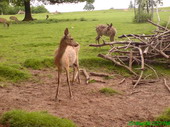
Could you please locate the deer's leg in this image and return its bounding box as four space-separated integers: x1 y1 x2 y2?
96 35 101 44
110 35 114 42
72 66 76 84
65 67 72 99
76 64 81 84
55 69 61 101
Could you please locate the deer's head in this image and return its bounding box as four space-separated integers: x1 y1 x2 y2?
106 23 113 31
63 28 79 47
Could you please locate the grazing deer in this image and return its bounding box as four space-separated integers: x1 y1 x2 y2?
0 18 9 27
46 15 49 20
54 28 80 100
9 16 19 23
96 23 117 44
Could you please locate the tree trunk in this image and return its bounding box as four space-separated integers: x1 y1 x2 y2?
23 0 33 21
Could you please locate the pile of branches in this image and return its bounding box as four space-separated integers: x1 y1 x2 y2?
89 20 170 88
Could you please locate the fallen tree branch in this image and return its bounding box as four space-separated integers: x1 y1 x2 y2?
90 72 110 78
163 78 170 93
147 19 169 31
98 54 138 76
81 69 90 84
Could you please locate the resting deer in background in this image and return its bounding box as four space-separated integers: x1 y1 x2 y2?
0 18 9 27
9 16 19 23
54 28 80 101
96 23 117 44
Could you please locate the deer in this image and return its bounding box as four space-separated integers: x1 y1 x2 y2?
9 16 19 23
46 15 49 20
96 23 117 44
54 28 80 101
0 18 9 27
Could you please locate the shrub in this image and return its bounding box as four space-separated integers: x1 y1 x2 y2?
157 108 170 121
0 64 30 82
133 12 152 23
31 5 49 13
23 58 54 69
99 87 121 95
0 110 76 127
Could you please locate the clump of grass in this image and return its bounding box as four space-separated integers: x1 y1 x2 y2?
0 64 30 82
157 108 170 121
0 110 76 127
80 17 87 21
23 58 54 69
89 79 97 83
99 87 120 95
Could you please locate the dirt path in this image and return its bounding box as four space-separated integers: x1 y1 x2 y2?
0 69 170 127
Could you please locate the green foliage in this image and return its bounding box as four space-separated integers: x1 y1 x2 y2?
46 0 95 4
31 5 49 14
0 110 77 127
157 108 170 121
0 1 8 15
83 2 95 11
0 64 30 82
23 58 54 69
99 87 121 95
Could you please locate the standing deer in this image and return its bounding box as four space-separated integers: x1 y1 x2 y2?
54 28 80 101
96 23 117 44
9 16 19 23
0 18 9 27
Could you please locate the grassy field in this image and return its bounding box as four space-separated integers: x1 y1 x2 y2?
0 9 170 82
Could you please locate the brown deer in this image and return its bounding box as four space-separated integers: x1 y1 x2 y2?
9 16 19 23
0 18 9 27
96 23 117 44
54 28 80 101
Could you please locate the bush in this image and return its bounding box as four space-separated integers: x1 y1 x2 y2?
31 5 49 13
23 58 54 69
99 87 121 95
0 110 76 127
0 64 30 82
157 108 170 121
133 12 152 23
2 6 24 15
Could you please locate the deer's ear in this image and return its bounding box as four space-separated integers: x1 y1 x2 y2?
64 28 69 36
107 24 109 26
110 23 112 27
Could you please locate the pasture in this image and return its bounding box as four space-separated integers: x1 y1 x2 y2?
0 9 170 126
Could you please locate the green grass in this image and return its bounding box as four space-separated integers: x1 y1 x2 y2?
0 8 170 82
23 58 54 69
99 87 121 95
0 64 30 82
0 110 76 127
157 108 170 121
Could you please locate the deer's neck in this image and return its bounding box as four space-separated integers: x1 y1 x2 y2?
56 42 67 60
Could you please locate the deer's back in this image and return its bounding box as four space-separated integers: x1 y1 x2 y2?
0 18 7 23
96 25 116 36
10 16 18 21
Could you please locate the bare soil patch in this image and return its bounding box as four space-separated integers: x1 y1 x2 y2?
0 69 170 127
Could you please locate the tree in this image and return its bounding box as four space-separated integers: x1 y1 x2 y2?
2 0 95 21
134 0 163 23
83 2 94 11
0 1 8 15
128 1 134 9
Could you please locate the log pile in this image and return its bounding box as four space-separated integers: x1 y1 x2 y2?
89 20 170 88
